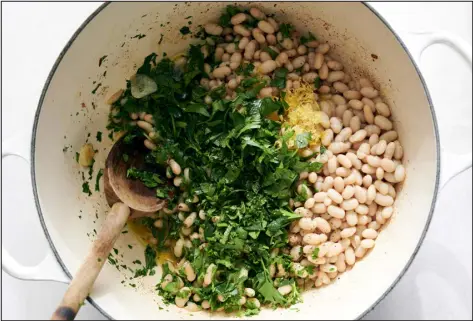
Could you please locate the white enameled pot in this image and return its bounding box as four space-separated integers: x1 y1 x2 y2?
2 2 472 320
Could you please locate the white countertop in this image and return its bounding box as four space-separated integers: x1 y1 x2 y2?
1 2 471 320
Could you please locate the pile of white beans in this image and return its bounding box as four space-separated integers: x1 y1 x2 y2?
200 7 406 290
107 6 407 305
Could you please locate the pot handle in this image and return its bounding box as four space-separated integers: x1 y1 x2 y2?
1 135 70 284
403 31 472 189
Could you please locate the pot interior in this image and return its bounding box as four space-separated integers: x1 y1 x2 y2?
33 2 438 319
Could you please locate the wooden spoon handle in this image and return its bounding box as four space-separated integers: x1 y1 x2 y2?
51 203 130 320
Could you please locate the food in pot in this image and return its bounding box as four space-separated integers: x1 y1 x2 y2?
101 5 406 315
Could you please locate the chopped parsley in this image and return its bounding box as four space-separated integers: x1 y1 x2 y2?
82 182 91 196
95 168 104 192
96 131 102 142
132 34 146 39
179 26 191 35
300 32 317 44
270 68 288 89
280 23 294 38
103 6 328 314
98 55 108 67
91 83 102 94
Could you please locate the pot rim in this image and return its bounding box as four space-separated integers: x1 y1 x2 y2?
30 2 441 320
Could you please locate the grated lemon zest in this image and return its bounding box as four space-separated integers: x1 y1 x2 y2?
283 82 324 148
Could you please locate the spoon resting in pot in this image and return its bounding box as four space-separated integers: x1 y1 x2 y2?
51 137 166 320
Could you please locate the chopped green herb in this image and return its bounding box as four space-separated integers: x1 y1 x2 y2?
82 182 92 196
95 168 104 192
96 131 102 142
179 26 191 35
300 32 317 44
127 167 165 188
314 76 321 89
280 23 294 38
270 68 288 89
264 46 279 60
91 83 102 94
108 254 117 265
295 132 311 149
132 34 146 39
98 55 108 67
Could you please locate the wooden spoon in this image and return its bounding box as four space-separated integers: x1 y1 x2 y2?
51 137 166 320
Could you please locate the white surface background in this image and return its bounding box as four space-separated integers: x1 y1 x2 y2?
1 2 472 320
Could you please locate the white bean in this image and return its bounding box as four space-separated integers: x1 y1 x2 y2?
342 185 355 200
205 23 223 36
350 116 361 132
299 217 317 231
375 102 391 117
327 71 345 83
380 130 398 143
345 247 356 265
346 211 358 226
278 285 293 296
333 177 345 193
375 193 394 206
364 126 380 138
337 154 352 169
360 239 375 249
314 52 324 69
183 212 197 228
238 37 250 50
327 60 343 71
327 205 345 219
231 13 247 25
175 287 191 308
341 227 357 238
244 40 257 60
316 43 330 54
348 99 363 110
394 141 403 160
360 87 378 98
174 239 184 257
327 189 344 204
252 28 266 44
344 90 362 100
233 24 251 37
330 117 342 134
319 63 329 79
349 129 367 143
213 66 231 79
258 20 275 34
355 246 367 258
342 199 359 211
335 127 352 143
380 158 396 173
364 105 375 124
362 228 378 239
362 174 373 188
292 56 306 69
395 164 406 181
374 115 393 131
382 206 394 219
259 60 277 74
314 217 331 233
